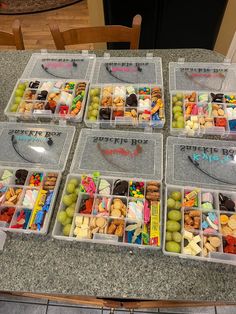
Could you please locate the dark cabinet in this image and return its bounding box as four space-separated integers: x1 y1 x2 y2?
103 0 228 49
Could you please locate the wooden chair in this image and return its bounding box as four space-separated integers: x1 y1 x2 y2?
0 19 24 50
49 15 142 50
226 31 236 62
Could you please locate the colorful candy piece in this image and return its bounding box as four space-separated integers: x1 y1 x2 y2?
127 200 144 220
129 181 144 198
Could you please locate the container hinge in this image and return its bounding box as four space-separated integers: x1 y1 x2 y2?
59 119 67 126
8 117 17 122
178 58 185 64
144 126 153 133
82 50 89 56
223 58 231 65
0 230 6 251
91 123 100 129
146 52 153 59
104 53 110 59
40 49 48 55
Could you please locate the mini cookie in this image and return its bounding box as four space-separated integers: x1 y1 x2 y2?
112 219 123 226
146 192 160 200
147 185 159 192
228 219 236 230
209 236 221 248
205 242 216 252
148 181 159 186
96 217 106 228
111 208 121 217
107 223 116 234
115 223 124 237
222 225 233 236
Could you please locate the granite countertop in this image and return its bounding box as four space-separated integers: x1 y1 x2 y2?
0 49 236 303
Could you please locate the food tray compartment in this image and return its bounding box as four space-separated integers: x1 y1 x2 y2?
5 79 89 123
163 185 236 265
0 123 75 235
169 61 236 137
0 167 61 234
84 55 165 129
170 90 236 137
53 128 163 248
165 136 236 264
85 84 165 129
53 174 162 249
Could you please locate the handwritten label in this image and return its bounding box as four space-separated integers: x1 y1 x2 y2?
106 62 148 73
111 67 137 73
192 153 232 164
93 136 148 146
99 146 141 158
8 129 62 138
180 67 227 73
15 135 48 143
180 145 236 158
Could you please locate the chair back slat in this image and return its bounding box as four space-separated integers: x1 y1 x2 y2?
0 31 14 46
0 20 24 50
50 14 142 50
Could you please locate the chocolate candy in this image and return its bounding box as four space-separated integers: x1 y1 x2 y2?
99 108 111 120
37 90 48 100
210 93 224 103
29 80 40 89
126 94 137 107
15 169 28 185
219 193 235 212
113 180 128 196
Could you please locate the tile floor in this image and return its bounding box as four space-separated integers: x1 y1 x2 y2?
0 294 236 314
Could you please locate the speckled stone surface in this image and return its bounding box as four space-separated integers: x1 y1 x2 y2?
1 49 236 302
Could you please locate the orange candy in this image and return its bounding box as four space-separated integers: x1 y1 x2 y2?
220 214 229 225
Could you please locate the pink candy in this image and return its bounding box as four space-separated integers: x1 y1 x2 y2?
81 177 96 194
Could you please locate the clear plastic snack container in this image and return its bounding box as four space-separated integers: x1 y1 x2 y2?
0 122 75 235
4 52 96 123
163 136 236 265
169 60 236 137
84 53 165 130
52 129 163 249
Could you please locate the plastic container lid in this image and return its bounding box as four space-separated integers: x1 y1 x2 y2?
169 61 236 92
166 136 236 190
91 55 163 85
21 52 96 80
71 128 163 180
0 122 75 171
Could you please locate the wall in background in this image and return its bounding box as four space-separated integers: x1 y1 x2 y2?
214 0 236 56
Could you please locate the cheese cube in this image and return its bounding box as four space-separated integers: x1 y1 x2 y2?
183 230 193 241
189 240 202 254
193 235 201 243
75 216 83 227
